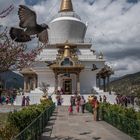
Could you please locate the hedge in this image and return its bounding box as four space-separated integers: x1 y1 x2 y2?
0 99 53 140
86 102 140 140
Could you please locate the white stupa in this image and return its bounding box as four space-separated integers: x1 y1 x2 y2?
18 0 115 105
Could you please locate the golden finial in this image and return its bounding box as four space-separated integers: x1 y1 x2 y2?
63 45 71 57
60 0 73 12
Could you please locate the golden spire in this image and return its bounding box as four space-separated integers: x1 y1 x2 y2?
60 0 73 12
63 45 71 57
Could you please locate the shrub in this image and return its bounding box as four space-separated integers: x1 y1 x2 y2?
7 99 53 131
85 102 93 113
0 99 53 140
86 102 140 140
0 123 19 140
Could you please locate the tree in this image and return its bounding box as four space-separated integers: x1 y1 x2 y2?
0 5 46 90
0 28 46 92
0 29 45 72
0 5 45 71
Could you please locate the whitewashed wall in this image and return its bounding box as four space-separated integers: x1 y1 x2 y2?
80 70 96 94
49 17 86 44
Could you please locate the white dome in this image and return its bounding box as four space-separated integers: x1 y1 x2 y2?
48 12 87 44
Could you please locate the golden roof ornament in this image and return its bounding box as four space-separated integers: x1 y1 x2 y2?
60 0 73 12
63 45 71 58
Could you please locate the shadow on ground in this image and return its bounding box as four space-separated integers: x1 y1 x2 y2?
42 136 101 140
41 136 81 140
92 137 101 140
40 110 57 140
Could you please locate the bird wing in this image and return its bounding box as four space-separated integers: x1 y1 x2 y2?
18 5 37 28
9 27 31 42
37 29 48 43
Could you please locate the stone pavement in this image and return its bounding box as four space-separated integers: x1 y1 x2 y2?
40 106 135 140
0 104 22 113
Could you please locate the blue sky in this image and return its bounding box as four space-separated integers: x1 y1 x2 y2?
0 0 140 77
24 0 47 5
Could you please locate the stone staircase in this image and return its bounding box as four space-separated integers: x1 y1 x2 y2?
14 86 117 106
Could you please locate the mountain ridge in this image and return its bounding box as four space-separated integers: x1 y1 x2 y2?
110 71 140 97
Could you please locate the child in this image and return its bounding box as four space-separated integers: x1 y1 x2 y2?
68 105 73 115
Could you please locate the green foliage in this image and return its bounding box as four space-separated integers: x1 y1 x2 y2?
85 102 93 113
137 111 140 119
0 123 19 140
0 113 8 127
0 99 53 140
7 99 53 131
100 103 138 119
12 101 55 140
110 72 140 102
86 102 140 140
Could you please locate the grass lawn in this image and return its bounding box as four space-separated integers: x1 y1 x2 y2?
0 113 8 128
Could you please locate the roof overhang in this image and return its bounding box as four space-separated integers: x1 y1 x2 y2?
50 64 84 74
20 68 37 75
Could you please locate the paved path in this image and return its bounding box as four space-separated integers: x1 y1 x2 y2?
40 106 135 140
0 104 22 113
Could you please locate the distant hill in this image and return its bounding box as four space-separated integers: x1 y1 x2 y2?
110 77 119 82
110 72 140 97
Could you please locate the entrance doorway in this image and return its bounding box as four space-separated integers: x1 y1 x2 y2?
63 79 72 94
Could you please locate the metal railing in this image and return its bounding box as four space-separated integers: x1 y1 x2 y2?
86 103 140 140
100 110 140 140
12 104 55 140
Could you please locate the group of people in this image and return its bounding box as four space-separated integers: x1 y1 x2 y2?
68 95 100 121
21 95 30 106
0 95 15 105
68 95 86 114
99 95 107 103
115 94 135 107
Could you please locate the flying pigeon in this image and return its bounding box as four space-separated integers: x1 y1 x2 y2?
9 5 49 43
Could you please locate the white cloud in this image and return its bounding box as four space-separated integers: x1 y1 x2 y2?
110 57 140 77
1 0 140 77
0 0 25 26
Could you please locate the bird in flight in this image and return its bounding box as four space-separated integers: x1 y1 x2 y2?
9 5 49 43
